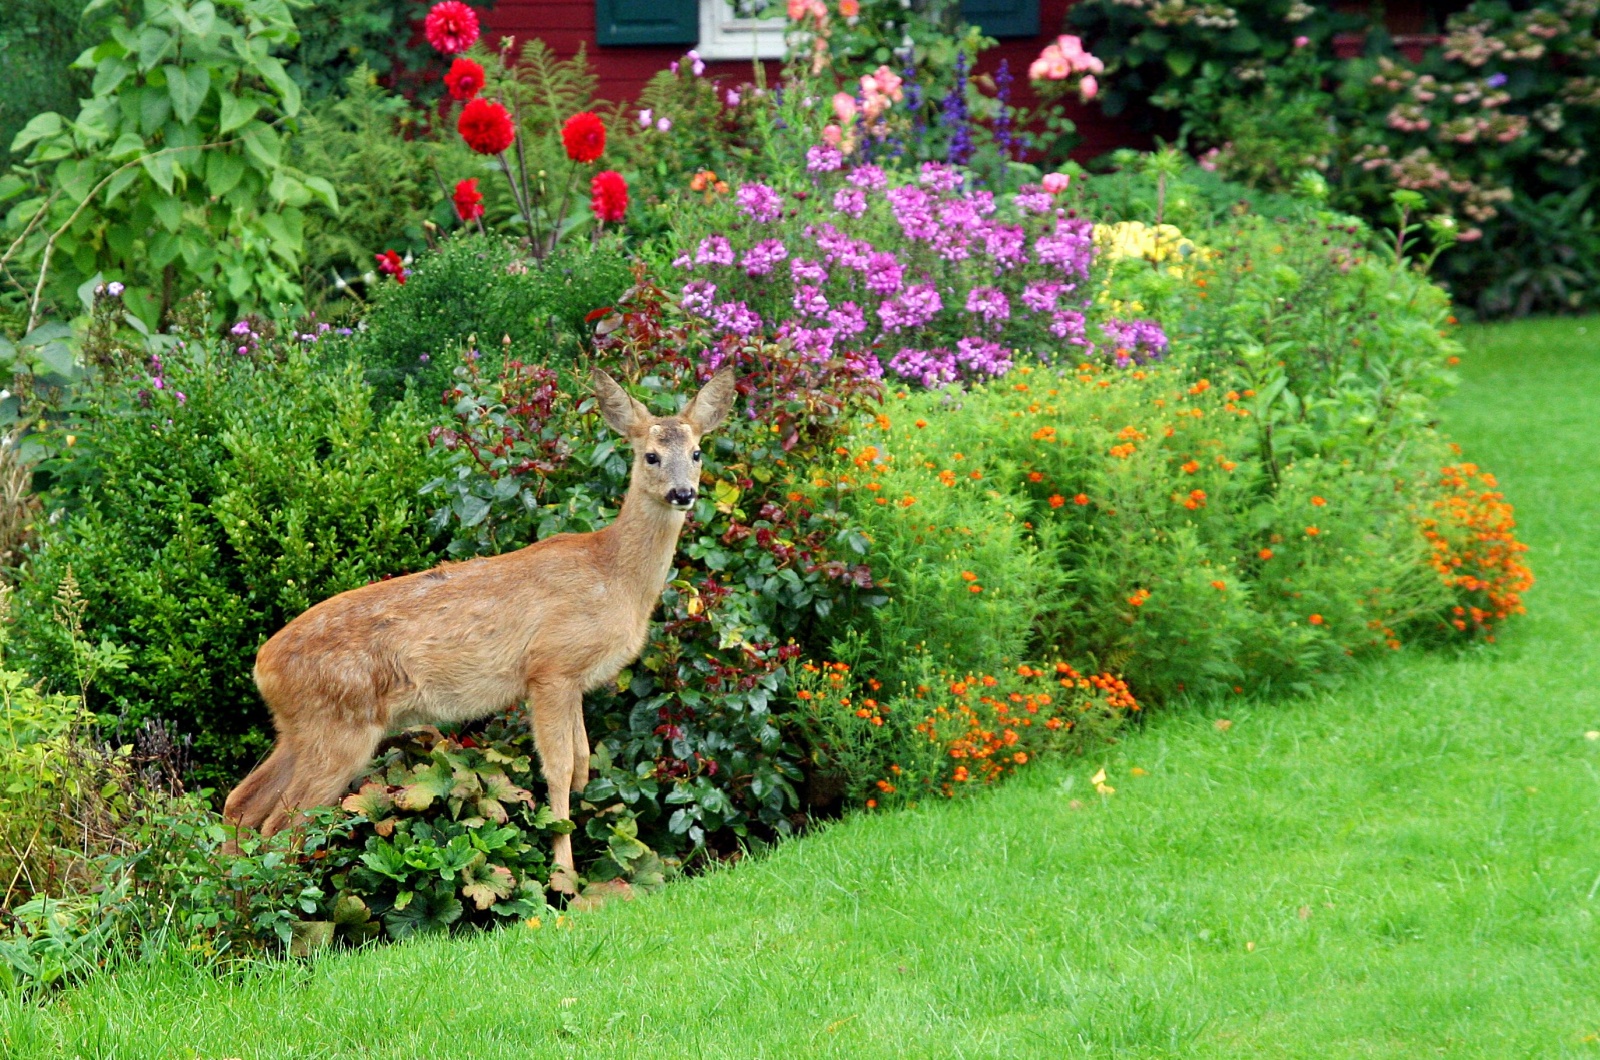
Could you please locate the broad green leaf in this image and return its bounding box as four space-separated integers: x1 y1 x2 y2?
148 228 180 267
302 174 338 211
137 26 174 72
167 64 211 125
10 113 63 155
142 150 175 193
188 0 217 37
20 322 72 347
151 194 183 232
216 89 256 134
93 57 135 96
34 341 77 378
255 56 301 117
76 273 104 312
1165 50 1195 77
108 131 145 161
460 861 515 910
206 149 245 196
0 175 25 201
339 781 393 820
104 165 141 205
139 86 172 136
240 121 280 169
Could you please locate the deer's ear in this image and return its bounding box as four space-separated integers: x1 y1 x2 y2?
684 367 738 436
591 368 650 437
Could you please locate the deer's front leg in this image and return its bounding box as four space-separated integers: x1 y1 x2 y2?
528 680 583 875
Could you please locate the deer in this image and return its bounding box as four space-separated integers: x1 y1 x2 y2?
223 366 737 875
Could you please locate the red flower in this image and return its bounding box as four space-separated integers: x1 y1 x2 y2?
424 0 479 54
443 57 485 101
375 250 407 284
561 111 606 163
590 170 628 223
452 177 484 222
458 97 515 154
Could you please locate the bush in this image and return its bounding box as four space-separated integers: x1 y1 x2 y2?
344 233 634 400
13 308 448 783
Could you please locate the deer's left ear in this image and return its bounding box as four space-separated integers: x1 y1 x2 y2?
684 367 738 435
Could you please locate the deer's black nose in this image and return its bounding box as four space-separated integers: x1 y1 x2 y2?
665 487 697 508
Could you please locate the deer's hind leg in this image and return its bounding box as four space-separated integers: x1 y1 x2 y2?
528 679 584 874
224 741 298 832
260 722 386 837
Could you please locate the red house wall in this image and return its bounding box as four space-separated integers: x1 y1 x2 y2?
482 0 1136 160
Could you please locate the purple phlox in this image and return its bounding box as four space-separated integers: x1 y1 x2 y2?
864 252 905 295
846 164 888 191
710 301 763 337
792 284 830 318
1022 281 1065 313
984 224 1029 270
790 257 829 284
832 187 868 217
1049 309 1089 346
687 50 705 76
1099 317 1169 366
955 337 1013 377
877 283 942 332
886 186 938 241
807 144 844 172
1486 72 1508 88
841 350 884 380
888 347 958 389
695 235 736 267
230 320 253 336
826 301 868 337
106 281 125 297
1013 186 1055 215
681 280 717 316
736 182 784 223
1034 217 1096 280
672 252 693 269
919 162 964 193
964 286 1011 326
742 239 789 277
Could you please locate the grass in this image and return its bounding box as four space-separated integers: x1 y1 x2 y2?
4 317 1599 1058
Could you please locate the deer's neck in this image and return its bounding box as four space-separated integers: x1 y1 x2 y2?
602 488 688 610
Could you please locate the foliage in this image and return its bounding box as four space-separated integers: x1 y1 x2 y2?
0 0 342 330
343 232 633 400
0 0 95 170
11 311 447 783
285 0 495 104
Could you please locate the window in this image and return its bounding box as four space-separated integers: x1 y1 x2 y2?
697 0 787 60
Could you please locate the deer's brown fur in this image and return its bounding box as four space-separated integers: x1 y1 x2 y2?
223 367 737 872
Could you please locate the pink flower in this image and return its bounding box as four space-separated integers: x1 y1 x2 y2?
1080 75 1099 101
1294 35 1310 48
1042 172 1071 194
424 1 479 55
822 124 843 146
833 93 858 123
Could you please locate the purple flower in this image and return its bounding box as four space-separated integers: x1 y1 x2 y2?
827 301 867 337
1100 317 1169 365
955 337 1012 377
807 144 844 172
886 186 938 241
1035 217 1096 280
781 322 837 361
671 252 693 269
919 162 964 192
742 239 789 277
832 187 867 217
865 252 904 295
230 320 253 336
878 283 942 331
696 236 735 267
793 284 830 317
790 257 829 284
681 280 717 316
1049 309 1089 345
847 164 887 191
1022 281 1064 313
965 286 1010 325
711 301 763 337
888 347 958 388
736 182 783 222
984 224 1028 270
1486 72 1508 88
1014 188 1054 214
841 350 884 380
814 224 871 269
106 281 125 297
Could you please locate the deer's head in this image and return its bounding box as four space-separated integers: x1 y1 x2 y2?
591 367 737 511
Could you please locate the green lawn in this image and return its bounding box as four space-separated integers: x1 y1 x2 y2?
5 318 1599 1058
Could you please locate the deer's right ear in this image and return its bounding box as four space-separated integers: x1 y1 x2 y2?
591 368 650 437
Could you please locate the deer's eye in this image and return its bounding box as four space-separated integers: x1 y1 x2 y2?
692 449 702 463
645 452 660 465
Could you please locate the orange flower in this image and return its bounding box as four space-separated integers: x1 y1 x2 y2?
961 571 978 581
1013 752 1028 764
1028 471 1044 482
1311 496 1327 507
1309 613 1325 625
968 584 983 593
915 419 927 428
953 766 970 782
1306 526 1321 536
1259 548 1273 560
1211 580 1226 591
866 798 877 808
938 469 956 487
1220 460 1237 472
1127 588 1150 607
787 491 803 503
1073 493 1089 506
969 470 982 480
1181 460 1200 474
1049 494 1066 508
899 496 916 507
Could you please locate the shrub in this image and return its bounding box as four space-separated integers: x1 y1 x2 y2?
343 233 633 400
13 310 447 782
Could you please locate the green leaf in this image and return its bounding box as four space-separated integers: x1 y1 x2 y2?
460 861 516 910
93 57 135 96
1165 50 1195 77
142 150 176 194
167 64 211 125
10 113 63 155
255 56 301 117
34 341 77 379
241 122 281 170
206 149 245 196
139 86 172 136
108 131 146 161
104 165 140 205
216 90 256 134
302 174 338 211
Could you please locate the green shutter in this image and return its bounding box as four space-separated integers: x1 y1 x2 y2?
960 0 1039 38
596 0 699 45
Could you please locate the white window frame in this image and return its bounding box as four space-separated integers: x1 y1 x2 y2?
697 0 787 61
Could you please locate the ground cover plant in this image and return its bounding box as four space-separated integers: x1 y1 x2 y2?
0 314 1589 1056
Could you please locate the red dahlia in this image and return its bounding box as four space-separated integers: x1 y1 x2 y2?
458 97 515 154
452 177 484 221
375 250 407 284
560 111 606 163
424 0 479 54
443 57 485 101
590 170 628 224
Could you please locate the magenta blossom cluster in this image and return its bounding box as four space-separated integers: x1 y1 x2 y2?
671 162 1101 389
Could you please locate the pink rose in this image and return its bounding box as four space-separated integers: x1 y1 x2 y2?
822 123 843 146
833 92 858 122
1042 172 1071 194
1079 74 1099 101
1294 35 1310 48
